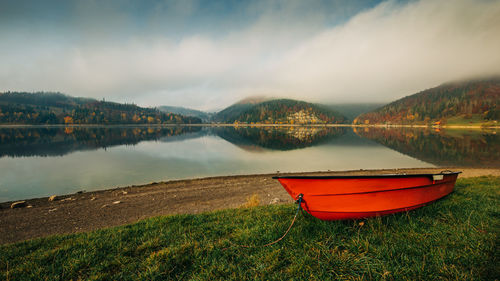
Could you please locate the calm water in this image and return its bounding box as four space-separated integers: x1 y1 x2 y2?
0 125 498 202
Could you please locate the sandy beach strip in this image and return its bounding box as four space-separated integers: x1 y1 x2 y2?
1 167 499 245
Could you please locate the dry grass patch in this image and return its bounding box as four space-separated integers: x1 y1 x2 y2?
240 194 260 208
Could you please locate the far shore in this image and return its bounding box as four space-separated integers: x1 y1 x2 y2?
0 123 499 129
1 167 499 245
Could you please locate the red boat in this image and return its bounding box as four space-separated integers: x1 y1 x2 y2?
274 171 461 220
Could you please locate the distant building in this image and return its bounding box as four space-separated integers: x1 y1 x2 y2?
286 110 322 124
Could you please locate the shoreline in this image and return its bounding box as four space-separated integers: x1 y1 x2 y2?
0 123 499 129
1 167 499 245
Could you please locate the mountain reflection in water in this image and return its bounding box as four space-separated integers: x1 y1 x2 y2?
0 126 202 158
2 125 497 202
213 126 346 151
0 126 347 157
0 126 498 166
354 127 500 167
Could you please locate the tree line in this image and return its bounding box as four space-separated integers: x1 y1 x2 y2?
229 99 348 124
354 78 500 125
0 92 202 125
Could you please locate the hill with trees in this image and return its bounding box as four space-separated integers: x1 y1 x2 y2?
327 103 384 121
0 92 201 125
354 77 500 125
212 97 270 123
214 98 348 124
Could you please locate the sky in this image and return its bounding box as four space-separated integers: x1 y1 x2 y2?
1 0 500 111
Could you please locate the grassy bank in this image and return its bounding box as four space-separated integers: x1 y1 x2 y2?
1 176 499 280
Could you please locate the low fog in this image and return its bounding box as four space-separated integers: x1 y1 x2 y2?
1 0 499 110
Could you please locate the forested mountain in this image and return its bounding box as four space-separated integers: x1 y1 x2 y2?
327 103 384 121
214 99 348 124
0 92 201 125
212 97 270 122
212 103 254 122
354 77 500 125
158 106 213 122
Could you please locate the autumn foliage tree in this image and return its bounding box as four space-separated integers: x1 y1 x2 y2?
354 78 500 125
224 99 348 124
0 92 202 125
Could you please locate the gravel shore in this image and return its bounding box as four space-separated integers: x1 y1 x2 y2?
1 167 498 244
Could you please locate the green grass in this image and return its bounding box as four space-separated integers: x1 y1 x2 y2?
445 114 498 127
1 177 499 280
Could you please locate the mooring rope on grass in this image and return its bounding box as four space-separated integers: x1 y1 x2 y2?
224 194 303 250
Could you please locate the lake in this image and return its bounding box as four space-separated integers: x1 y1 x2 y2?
0 125 498 202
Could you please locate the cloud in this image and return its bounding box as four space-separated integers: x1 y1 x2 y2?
273 0 500 103
0 0 499 110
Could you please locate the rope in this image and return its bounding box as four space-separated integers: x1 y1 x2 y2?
224 194 303 250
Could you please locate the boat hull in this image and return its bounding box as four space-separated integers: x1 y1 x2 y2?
274 172 460 220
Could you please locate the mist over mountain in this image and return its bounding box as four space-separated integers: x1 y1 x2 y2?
211 98 258 123
3 75 499 127
327 103 385 121
158 106 213 122
2 0 499 109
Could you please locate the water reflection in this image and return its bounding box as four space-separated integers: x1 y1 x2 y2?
0 126 202 158
354 127 500 167
0 125 498 201
213 126 346 151
0 126 347 157
1 126 497 166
